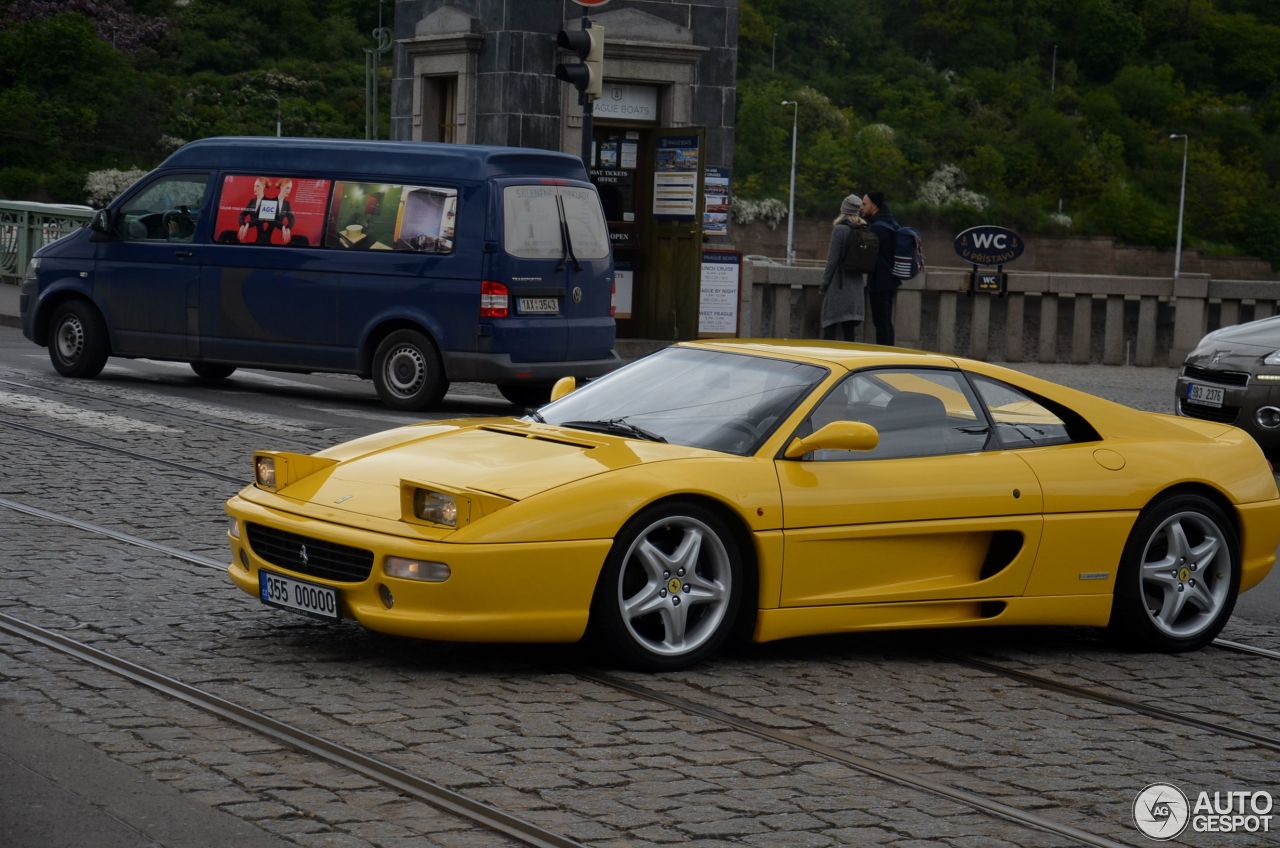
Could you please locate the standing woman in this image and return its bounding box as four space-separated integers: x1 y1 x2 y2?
819 193 866 341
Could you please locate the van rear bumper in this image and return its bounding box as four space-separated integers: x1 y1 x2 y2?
443 350 621 382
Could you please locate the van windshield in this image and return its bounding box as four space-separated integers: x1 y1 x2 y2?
503 185 609 261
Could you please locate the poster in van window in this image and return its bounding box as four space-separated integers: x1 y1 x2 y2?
326 182 457 253
214 175 331 246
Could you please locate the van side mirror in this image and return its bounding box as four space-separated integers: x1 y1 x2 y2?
550 376 577 402
784 420 879 459
89 209 113 237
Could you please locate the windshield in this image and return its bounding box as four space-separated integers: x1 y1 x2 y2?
536 347 827 455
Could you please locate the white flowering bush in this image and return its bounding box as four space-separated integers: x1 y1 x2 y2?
1049 211 1073 228
917 164 989 211
84 168 148 207
732 197 789 228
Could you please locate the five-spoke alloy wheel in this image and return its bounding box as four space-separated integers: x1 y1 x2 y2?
1111 493 1240 651
593 502 742 671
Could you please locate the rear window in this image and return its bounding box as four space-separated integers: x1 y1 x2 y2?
503 185 609 260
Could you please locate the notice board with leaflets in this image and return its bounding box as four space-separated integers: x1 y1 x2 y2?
698 250 741 336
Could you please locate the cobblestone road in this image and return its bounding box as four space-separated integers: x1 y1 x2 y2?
1 339 1278 847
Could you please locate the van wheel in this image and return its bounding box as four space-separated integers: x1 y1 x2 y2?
48 300 109 378
190 362 236 381
372 329 447 410
497 382 553 408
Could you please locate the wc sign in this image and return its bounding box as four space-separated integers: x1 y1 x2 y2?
954 225 1024 266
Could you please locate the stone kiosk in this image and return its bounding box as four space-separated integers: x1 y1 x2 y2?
391 0 739 340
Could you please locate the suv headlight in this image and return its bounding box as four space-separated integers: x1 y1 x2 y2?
24 258 40 279
1264 350 1280 366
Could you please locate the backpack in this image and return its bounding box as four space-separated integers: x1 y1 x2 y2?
840 222 879 274
890 226 924 280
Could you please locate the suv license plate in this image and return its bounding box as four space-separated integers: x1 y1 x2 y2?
518 297 559 315
1186 383 1225 407
259 569 339 621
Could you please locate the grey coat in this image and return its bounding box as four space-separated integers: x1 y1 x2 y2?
820 222 866 327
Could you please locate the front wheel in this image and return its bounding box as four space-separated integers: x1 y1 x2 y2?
1110 494 1240 651
190 362 236 381
371 329 448 411
48 300 109 378
590 502 743 671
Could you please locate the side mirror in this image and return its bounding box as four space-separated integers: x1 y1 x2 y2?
550 376 577 402
784 420 879 459
89 209 113 237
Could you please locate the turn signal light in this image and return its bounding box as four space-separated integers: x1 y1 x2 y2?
384 556 451 582
480 280 509 318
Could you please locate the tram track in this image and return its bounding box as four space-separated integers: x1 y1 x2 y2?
6 495 1279 848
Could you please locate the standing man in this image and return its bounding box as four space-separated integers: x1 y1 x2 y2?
862 191 899 346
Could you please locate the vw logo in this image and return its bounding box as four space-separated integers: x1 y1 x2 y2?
299 544 309 566
572 286 583 304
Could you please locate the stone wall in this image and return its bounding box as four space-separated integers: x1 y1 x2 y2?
733 218 1278 281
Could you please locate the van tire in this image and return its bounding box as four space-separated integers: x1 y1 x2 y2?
497 382 553 408
48 300 109 379
190 362 237 381
372 329 448 410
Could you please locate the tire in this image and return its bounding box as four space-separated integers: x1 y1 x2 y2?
190 362 237 381
371 329 448 410
1109 493 1240 651
590 501 743 671
497 382 553 408
48 300 109 378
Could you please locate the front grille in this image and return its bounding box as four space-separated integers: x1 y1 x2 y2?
1179 399 1239 424
1183 365 1250 386
246 523 373 582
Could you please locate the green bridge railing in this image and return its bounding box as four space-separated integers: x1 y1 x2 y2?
0 200 95 284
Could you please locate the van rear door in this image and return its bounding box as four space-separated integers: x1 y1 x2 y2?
493 181 614 367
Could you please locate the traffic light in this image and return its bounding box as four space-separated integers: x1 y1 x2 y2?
555 23 604 100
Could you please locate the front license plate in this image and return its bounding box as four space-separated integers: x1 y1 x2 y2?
259 569 339 621
1186 382 1225 407
518 297 559 315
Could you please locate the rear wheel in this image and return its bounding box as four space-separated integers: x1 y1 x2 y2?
371 329 448 410
1110 494 1240 651
591 502 742 671
497 382 553 409
48 300 109 378
190 362 236 381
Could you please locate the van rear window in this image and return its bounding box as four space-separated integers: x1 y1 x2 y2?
503 185 609 261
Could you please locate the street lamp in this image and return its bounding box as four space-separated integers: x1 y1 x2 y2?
782 99 798 266
1170 133 1189 280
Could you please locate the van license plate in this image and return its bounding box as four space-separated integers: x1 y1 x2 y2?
1186 383 1225 407
259 570 339 621
518 297 559 315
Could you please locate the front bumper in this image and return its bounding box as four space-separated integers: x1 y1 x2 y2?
226 495 611 642
1176 369 1280 456
19 277 37 340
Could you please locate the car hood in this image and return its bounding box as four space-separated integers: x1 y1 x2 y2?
1192 316 1280 355
273 418 711 521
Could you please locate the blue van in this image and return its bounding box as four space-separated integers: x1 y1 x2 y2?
20 137 618 409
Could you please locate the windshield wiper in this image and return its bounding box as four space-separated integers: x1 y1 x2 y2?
559 418 667 443
555 195 582 272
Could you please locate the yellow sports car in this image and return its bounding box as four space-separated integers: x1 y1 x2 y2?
225 341 1280 670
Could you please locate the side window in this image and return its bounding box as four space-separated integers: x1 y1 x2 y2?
326 181 457 253
213 175 332 247
969 375 1077 448
801 368 990 461
117 174 209 243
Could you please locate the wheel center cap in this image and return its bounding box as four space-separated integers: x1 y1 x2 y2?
668 577 682 594
1178 566 1192 583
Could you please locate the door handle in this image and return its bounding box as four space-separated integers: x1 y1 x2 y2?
174 250 193 258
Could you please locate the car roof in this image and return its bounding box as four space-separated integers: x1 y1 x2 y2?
160 137 589 182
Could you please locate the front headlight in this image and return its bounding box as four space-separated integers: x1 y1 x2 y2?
24 258 40 279
413 489 458 527
254 456 276 489
1264 350 1280 366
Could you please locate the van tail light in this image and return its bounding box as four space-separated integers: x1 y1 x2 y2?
480 280 509 318
610 279 617 317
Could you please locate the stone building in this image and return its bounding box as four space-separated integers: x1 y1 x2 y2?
391 0 740 339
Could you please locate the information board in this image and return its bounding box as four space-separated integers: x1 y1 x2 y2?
698 250 741 335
